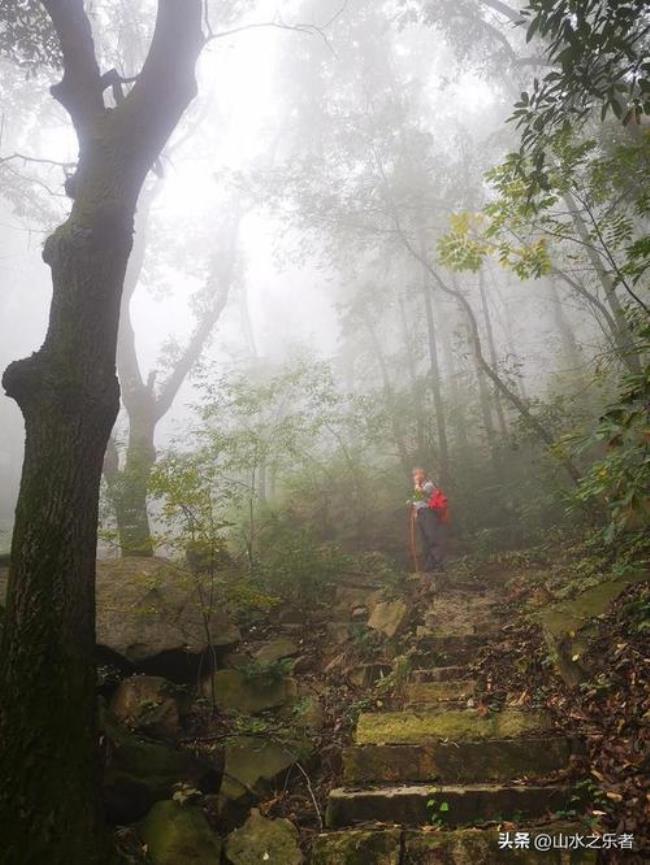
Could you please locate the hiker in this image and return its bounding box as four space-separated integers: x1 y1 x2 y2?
410 466 448 573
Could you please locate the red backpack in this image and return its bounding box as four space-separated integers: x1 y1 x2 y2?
428 488 449 523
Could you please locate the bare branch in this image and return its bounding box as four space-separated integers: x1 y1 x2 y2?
205 20 335 53
0 152 76 169
154 210 242 419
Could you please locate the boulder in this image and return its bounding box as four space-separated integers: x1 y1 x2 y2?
224 809 303 865
110 675 182 741
95 557 240 681
367 599 410 639
253 637 300 664
103 721 220 824
222 652 253 671
202 669 296 715
139 800 222 865
535 571 648 686
219 735 310 804
335 586 383 616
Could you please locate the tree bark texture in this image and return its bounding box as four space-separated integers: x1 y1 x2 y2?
0 2 203 862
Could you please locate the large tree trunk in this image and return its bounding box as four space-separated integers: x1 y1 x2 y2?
0 3 203 861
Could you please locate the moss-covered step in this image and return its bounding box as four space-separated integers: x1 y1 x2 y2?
326 783 572 829
343 736 572 785
403 827 598 864
355 710 551 745
405 681 475 706
310 828 401 865
412 667 466 683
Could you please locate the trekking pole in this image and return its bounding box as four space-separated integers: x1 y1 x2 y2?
409 507 420 576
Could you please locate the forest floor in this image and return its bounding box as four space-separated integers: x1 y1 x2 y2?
100 531 649 865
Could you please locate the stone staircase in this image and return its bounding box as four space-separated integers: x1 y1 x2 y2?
311 583 596 864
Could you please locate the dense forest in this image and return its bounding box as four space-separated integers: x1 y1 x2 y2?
0 2 648 864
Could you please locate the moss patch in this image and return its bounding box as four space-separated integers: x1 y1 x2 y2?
139 800 222 865
355 710 551 745
225 809 303 865
203 669 297 714
403 828 597 864
311 829 401 865
219 735 312 802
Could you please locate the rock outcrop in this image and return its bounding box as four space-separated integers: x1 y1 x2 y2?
96 557 240 681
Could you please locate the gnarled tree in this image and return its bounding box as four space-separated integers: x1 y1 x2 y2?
0 2 203 862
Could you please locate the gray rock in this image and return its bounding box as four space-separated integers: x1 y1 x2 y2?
139 800 222 864
95 557 240 680
202 669 297 715
367 599 410 639
110 675 182 741
254 637 300 664
225 809 303 865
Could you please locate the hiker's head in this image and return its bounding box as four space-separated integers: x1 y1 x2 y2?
412 466 427 485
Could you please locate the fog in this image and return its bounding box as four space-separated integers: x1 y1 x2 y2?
1 0 645 556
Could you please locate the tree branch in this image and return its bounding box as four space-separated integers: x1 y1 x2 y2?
41 0 105 135
478 0 525 25
154 211 241 419
116 0 204 171
0 152 76 169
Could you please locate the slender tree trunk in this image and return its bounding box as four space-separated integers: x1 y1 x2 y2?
479 269 508 437
105 400 157 556
421 273 450 486
398 294 426 459
546 277 582 373
0 3 203 861
392 223 582 484
365 319 411 472
564 192 641 373
436 300 470 454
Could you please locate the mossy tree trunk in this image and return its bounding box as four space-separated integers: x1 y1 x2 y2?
104 194 239 557
0 2 203 863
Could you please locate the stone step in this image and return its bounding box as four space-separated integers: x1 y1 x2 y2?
325 783 574 829
413 634 488 664
355 709 551 746
343 736 573 785
310 827 401 865
402 827 597 864
405 680 475 705
311 826 597 864
412 666 466 683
